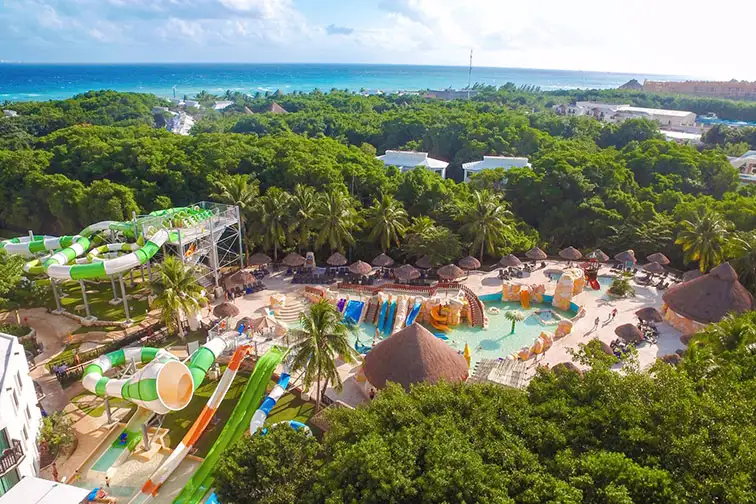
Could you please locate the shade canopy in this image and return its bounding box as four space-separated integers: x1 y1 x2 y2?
614 250 637 264
249 314 285 333
646 252 670 265
635 306 663 322
525 247 547 260
682 270 703 282
643 261 666 274
415 255 433 269
458 255 481 270
615 323 644 344
661 353 681 365
349 260 373 275
213 301 240 318
587 249 609 262
223 269 255 289
558 246 583 261
372 253 395 267
437 263 464 280
326 252 348 266
598 340 614 356
394 264 420 281
499 254 522 267
282 252 306 267
662 262 754 324
363 323 468 390
247 253 272 266
552 361 583 375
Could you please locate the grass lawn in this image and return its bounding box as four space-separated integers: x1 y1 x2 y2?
47 342 81 368
48 279 150 324
71 391 134 418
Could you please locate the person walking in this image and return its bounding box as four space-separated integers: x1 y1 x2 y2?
593 317 600 330
611 308 618 320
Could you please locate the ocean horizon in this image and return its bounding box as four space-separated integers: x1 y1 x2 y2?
0 63 683 102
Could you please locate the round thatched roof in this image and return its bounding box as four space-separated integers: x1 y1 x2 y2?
552 361 583 375
499 254 522 267
614 250 637 263
663 263 754 324
615 323 643 343
363 323 468 389
587 249 609 262
682 270 703 282
597 340 614 356
558 246 583 261
660 354 681 365
635 307 663 322
394 264 420 281
526 247 547 260
326 252 348 266
224 269 255 289
372 253 395 267
643 261 666 274
248 253 272 266
348 260 372 275
415 255 433 269
282 252 306 267
213 302 240 318
458 255 481 270
437 263 464 280
646 252 670 265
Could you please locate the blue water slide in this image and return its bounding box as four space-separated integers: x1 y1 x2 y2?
343 300 365 325
384 301 396 336
376 300 388 332
405 302 421 326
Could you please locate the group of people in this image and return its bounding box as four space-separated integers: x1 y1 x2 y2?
592 308 618 331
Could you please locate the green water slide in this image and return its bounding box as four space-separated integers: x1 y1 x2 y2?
173 347 285 504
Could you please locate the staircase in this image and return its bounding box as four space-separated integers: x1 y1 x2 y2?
460 284 486 328
363 299 378 324
277 296 308 324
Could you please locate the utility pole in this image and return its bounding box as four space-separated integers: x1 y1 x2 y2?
467 49 473 100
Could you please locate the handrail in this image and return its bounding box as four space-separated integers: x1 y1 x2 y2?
0 439 24 477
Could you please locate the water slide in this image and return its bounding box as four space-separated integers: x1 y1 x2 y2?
392 296 408 334
520 290 530 309
589 278 600 290
430 305 450 332
405 301 421 326
376 300 388 333
384 301 397 336
343 300 365 325
173 347 285 504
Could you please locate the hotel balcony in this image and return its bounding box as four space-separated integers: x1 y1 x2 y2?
0 439 24 477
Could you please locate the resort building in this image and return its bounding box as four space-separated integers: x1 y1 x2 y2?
0 476 90 504
2 110 18 118
730 150 756 184
643 79 756 101
377 150 449 179
660 130 702 145
554 101 697 127
461 156 531 183
661 263 754 335
0 333 42 497
213 100 234 111
167 112 195 136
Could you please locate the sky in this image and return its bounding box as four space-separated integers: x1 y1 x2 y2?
0 0 753 79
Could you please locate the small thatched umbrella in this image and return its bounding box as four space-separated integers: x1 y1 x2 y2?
552 362 583 376
598 340 615 356
499 254 522 267
458 256 481 270
415 255 433 269
394 264 420 282
635 307 663 323
647 252 670 265
250 314 286 336
282 252 306 267
526 247 547 260
213 302 240 318
224 269 255 289
437 264 465 280
558 246 583 261
247 252 272 266
614 249 637 264
349 260 372 276
372 253 395 267
326 252 348 266
615 323 644 344
682 270 702 282
643 261 666 274
587 249 609 262
660 354 681 365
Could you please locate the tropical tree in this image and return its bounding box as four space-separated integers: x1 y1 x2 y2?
149 256 205 338
459 190 513 262
211 173 259 262
365 194 409 252
675 209 730 272
504 310 525 334
730 231 756 294
608 272 636 297
290 184 317 252
290 299 357 411
313 191 359 253
258 187 291 262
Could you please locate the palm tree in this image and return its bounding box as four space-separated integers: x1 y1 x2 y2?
211 174 258 263
258 188 291 262
366 194 409 252
607 272 636 297
504 310 525 334
675 209 730 272
149 256 205 339
313 192 359 253
730 232 756 294
290 299 357 411
407 216 436 237
459 190 512 262
695 312 756 353
290 185 317 252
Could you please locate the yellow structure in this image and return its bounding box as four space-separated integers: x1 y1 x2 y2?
554 319 573 339
552 268 585 311
463 343 471 368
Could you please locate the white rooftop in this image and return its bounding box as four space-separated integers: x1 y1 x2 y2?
730 151 756 169
0 476 90 504
462 156 530 171
213 100 234 110
660 130 702 141
617 106 695 117
377 150 448 169
0 333 14 392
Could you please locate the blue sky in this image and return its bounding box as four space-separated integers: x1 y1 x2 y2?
0 0 752 78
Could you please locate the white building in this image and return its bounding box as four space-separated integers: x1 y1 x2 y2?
167 112 195 136
184 100 200 109
730 150 756 184
0 476 89 504
555 101 697 127
660 130 702 145
213 100 234 111
461 156 531 183
0 333 42 497
377 150 449 179
2 111 18 118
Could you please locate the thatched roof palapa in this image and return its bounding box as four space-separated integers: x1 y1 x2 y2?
326 252 348 266
213 301 240 318
282 252 306 267
552 361 583 376
499 254 522 267
614 250 637 263
646 252 670 265
394 264 420 282
615 323 644 343
558 246 583 261
587 249 610 262
372 253 395 267
247 253 272 266
525 247 547 260
643 261 666 274
224 269 255 289
635 307 663 322
458 255 481 270
437 263 464 280
415 255 433 269
363 323 468 389
349 260 372 276
662 262 754 324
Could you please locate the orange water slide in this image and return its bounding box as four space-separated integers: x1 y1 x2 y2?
520 290 530 309
430 305 451 332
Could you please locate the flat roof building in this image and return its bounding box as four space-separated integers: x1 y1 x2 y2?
377 150 449 179
461 156 531 183
0 476 90 504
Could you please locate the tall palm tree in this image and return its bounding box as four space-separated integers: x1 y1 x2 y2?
290 184 317 252
313 192 359 253
407 215 437 237
675 209 730 272
730 231 756 294
459 190 512 262
149 256 205 339
258 188 291 262
211 174 258 263
366 194 409 252
504 310 525 334
290 299 357 411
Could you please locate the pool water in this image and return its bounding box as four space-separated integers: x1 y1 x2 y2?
91 444 126 472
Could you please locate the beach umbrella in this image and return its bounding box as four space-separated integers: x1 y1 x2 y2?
282 252 306 267
349 260 372 276
394 264 420 282
598 340 614 356
635 306 663 322
250 314 286 335
615 323 643 344
326 252 348 266
526 247 547 260
415 255 433 269
558 246 583 261
643 261 666 274
247 253 272 266
587 249 609 262
682 270 702 282
499 254 522 267
223 269 255 289
646 252 670 265
372 253 395 267
660 354 681 365
614 250 637 264
213 302 240 318
458 255 481 270
437 263 465 280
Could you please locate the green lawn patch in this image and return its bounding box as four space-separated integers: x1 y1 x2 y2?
48 279 150 324
48 342 82 367
71 391 133 418
0 323 29 337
